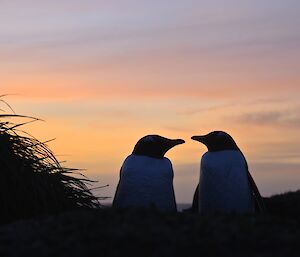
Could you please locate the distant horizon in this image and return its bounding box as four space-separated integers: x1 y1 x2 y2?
1 0 300 203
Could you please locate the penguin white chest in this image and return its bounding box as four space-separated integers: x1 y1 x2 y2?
199 150 254 213
114 155 176 211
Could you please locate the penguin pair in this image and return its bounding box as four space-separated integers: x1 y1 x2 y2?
113 132 265 213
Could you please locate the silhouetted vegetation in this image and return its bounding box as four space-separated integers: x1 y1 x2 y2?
1 191 300 257
0 102 101 224
264 190 300 218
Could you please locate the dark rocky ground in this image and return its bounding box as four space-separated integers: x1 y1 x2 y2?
1 191 300 257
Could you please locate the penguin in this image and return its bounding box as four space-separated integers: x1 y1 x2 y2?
112 135 185 211
191 131 265 214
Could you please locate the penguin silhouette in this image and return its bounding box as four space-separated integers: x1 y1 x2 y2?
113 135 185 211
191 131 265 214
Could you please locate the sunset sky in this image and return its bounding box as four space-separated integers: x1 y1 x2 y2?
1 0 300 204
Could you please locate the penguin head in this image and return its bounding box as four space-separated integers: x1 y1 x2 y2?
132 135 185 159
191 131 239 152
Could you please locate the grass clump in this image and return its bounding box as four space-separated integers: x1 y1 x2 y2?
0 99 101 223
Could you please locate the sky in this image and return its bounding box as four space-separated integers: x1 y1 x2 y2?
1 0 300 204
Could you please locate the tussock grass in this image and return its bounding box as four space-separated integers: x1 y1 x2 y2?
0 99 102 223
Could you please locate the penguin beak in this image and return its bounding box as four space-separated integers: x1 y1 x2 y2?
164 138 185 151
169 139 185 147
191 135 206 143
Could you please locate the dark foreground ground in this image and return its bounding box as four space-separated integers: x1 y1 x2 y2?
1 191 300 257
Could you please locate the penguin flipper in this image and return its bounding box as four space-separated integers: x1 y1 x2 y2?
247 170 266 213
112 167 123 208
171 186 177 212
170 164 178 212
191 184 199 212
